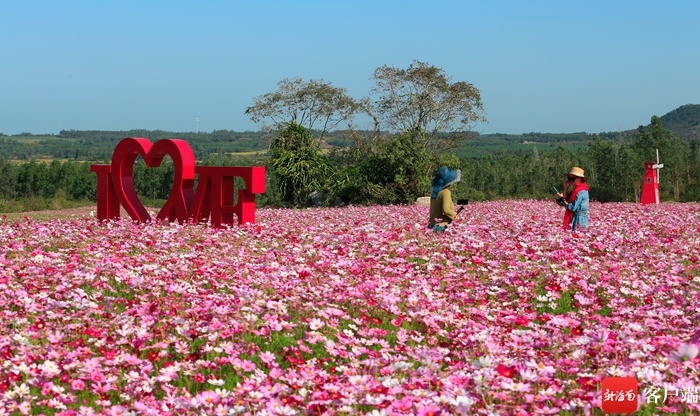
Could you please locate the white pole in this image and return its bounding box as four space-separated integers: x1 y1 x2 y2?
653 148 664 204
196 117 199 133
656 149 660 182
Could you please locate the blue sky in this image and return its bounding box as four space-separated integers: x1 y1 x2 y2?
1 1 699 136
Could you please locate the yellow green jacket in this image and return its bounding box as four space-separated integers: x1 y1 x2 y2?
428 188 457 227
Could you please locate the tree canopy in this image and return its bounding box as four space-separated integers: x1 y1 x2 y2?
245 78 360 140
369 60 486 150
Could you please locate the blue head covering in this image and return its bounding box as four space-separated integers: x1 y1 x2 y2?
431 166 461 199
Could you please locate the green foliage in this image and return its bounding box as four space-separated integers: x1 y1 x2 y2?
357 133 430 204
326 131 440 206
1 130 268 161
456 131 594 158
0 158 16 199
268 122 335 207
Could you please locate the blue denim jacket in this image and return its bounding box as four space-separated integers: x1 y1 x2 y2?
567 190 589 231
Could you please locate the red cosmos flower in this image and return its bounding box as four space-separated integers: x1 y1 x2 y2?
376 401 391 409
408 381 428 390
31 319 46 331
8 372 22 382
146 351 160 362
83 327 102 338
307 404 328 414
280 395 299 405
576 376 595 391
570 326 584 336
548 283 562 292
0 379 8 392
496 364 518 378
514 316 530 326
101 349 119 360
328 391 344 400
370 317 382 326
1 346 12 360
69 338 84 349
287 356 304 365
193 373 206 383
429 379 443 390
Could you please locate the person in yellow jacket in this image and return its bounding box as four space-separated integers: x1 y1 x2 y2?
427 166 461 233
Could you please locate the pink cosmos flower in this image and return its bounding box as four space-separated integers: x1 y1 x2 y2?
89 371 105 383
669 343 699 363
309 318 324 331
259 351 276 365
416 405 442 416
196 390 220 406
108 406 126 416
241 360 256 372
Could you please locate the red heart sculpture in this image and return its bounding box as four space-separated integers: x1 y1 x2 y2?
110 138 195 223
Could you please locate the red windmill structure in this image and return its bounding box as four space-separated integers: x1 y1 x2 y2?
640 149 663 205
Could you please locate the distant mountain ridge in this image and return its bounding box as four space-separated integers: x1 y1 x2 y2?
658 104 700 141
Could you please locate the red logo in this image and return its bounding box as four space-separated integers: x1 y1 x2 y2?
601 377 638 414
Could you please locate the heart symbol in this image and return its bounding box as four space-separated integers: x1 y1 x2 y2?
110 138 195 223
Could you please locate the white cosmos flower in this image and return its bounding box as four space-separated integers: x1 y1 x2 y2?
669 343 699 363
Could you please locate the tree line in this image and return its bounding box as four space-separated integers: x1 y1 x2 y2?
246 61 700 207
0 116 698 214
0 130 267 161
258 117 700 208
2 60 699 213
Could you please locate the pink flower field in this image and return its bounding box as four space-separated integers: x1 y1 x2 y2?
1 200 699 415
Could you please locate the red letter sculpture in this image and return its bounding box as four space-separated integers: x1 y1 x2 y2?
91 137 265 226
190 166 266 227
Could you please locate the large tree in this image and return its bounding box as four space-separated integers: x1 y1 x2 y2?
368 60 486 150
245 78 360 141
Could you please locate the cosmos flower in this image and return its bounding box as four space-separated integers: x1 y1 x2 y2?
0 201 698 414
669 344 699 363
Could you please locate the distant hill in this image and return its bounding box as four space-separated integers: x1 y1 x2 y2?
658 104 700 141
1 104 698 161
455 104 700 158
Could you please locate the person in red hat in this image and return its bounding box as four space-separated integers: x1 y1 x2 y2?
556 166 589 231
